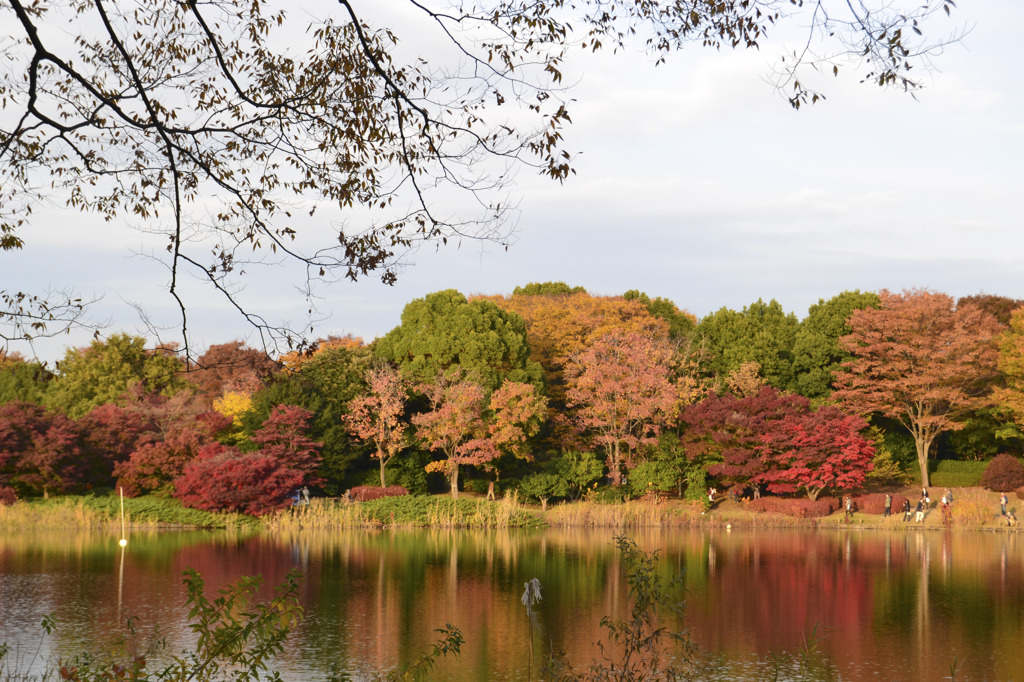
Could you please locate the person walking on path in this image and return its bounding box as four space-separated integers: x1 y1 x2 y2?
884 494 892 518
914 498 926 523
945 488 953 505
302 486 310 505
844 495 854 522
1000 492 1008 518
903 498 912 522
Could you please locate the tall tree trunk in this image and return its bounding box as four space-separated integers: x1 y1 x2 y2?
378 446 387 488
915 435 933 488
450 463 460 500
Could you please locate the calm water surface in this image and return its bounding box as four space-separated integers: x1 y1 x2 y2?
0 527 1022 680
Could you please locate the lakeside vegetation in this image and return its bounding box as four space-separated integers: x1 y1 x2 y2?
1 485 1018 532
5 286 1024 525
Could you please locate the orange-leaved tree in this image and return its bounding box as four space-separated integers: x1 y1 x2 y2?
346 364 410 487
565 331 678 485
413 375 495 500
832 289 1001 487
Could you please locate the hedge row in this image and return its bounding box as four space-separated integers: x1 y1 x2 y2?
929 460 988 488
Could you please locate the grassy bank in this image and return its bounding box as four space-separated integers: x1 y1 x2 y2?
0 492 255 530
0 486 1018 532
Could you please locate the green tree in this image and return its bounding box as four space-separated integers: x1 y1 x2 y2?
696 299 798 390
791 290 881 399
553 450 605 500
46 333 186 418
623 290 696 341
0 353 53 404
519 471 569 510
375 290 542 391
513 282 587 297
243 343 373 493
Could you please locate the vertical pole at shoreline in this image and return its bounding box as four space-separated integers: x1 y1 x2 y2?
119 486 127 548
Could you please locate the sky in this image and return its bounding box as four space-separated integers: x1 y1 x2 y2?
3 0 1023 362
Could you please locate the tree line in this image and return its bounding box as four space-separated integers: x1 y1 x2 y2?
1 284 1022 513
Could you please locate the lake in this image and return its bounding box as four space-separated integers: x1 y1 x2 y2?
1 526 1021 680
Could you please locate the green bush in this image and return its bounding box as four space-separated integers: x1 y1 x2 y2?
683 466 708 506
629 461 677 496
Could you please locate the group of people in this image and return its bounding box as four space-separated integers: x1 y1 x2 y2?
887 487 953 524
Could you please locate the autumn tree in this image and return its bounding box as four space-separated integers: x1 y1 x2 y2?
0 1 958 347
565 331 678 485
186 341 279 403
0 401 89 497
114 394 232 496
242 342 372 491
679 388 804 488
375 290 542 390
45 333 187 418
413 376 495 499
174 409 321 515
478 289 670 416
758 406 875 500
77 402 157 486
833 289 1002 487
484 379 548 482
346 364 410 487
992 307 1024 428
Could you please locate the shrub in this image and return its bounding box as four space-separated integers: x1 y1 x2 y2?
519 472 568 510
462 478 490 495
853 493 908 515
554 450 605 501
747 496 839 518
174 444 306 516
683 467 708 506
980 454 1024 491
1017 487 1024 501
0 485 16 506
349 485 409 502
931 460 988 487
628 461 677 497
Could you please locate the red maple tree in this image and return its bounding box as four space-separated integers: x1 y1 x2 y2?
758 405 875 500
832 289 1001 487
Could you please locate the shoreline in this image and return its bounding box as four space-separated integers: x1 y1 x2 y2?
1 485 1019 533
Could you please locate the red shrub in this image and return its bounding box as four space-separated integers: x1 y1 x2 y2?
174 443 305 516
853 493 908 515
747 496 840 518
980 454 1024 492
0 485 16 506
349 485 409 502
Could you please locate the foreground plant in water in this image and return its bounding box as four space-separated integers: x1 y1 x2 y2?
547 535 697 681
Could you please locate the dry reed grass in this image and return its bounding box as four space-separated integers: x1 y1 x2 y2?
0 498 111 530
262 490 535 531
